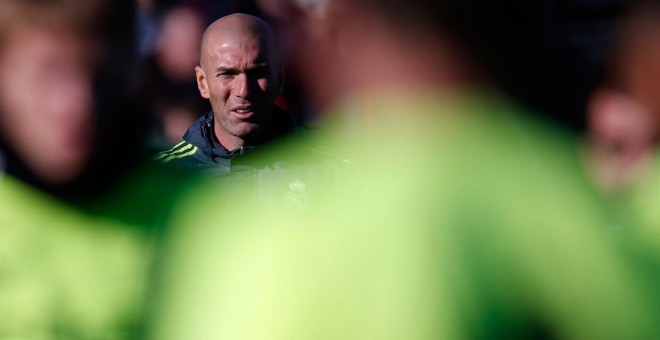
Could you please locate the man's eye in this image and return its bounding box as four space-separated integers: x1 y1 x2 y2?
218 73 235 79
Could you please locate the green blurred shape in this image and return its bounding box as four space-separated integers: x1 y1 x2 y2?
152 92 660 340
0 174 151 339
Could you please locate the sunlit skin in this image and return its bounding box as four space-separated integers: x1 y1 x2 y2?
195 14 284 151
0 26 96 183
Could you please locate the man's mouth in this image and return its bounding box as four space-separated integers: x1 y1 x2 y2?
231 106 255 119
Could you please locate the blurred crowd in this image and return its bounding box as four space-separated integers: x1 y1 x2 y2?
2 0 660 338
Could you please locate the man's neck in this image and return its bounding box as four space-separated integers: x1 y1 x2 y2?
215 132 247 153
211 120 246 152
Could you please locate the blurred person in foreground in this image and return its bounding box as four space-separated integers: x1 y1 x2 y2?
584 0 660 269
0 0 100 195
155 14 298 175
150 0 660 339
0 0 167 203
0 0 195 337
0 0 198 219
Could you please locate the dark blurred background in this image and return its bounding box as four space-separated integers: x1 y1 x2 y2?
137 0 628 133
79 0 631 203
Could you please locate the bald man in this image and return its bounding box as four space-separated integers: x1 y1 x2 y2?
155 13 291 176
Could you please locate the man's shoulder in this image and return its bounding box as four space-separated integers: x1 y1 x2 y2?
244 124 350 168
154 140 201 165
153 110 215 165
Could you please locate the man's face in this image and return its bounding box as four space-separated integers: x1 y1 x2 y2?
197 33 282 149
0 27 96 183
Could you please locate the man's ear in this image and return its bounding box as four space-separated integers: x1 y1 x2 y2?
195 66 210 99
277 62 286 96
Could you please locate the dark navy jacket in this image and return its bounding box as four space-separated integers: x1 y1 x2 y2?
155 107 347 211
155 106 297 176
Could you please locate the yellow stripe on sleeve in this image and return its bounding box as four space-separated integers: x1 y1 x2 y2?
155 142 193 161
162 146 198 163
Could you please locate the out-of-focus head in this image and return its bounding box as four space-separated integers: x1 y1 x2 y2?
195 13 284 151
585 1 660 191
257 0 493 111
156 5 205 81
0 0 106 184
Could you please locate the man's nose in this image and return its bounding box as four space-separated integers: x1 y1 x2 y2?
234 73 251 98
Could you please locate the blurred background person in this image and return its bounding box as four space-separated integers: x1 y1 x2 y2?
584 0 660 194
137 0 160 58
150 0 660 339
141 4 210 150
583 0 660 269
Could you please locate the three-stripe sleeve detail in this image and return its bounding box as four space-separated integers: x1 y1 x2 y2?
155 141 198 162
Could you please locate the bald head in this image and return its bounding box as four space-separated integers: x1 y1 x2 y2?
200 13 279 69
194 13 285 151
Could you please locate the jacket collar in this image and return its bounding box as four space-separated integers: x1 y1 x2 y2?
183 106 296 161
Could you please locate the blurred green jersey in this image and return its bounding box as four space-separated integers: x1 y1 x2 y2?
152 91 660 340
0 174 151 339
